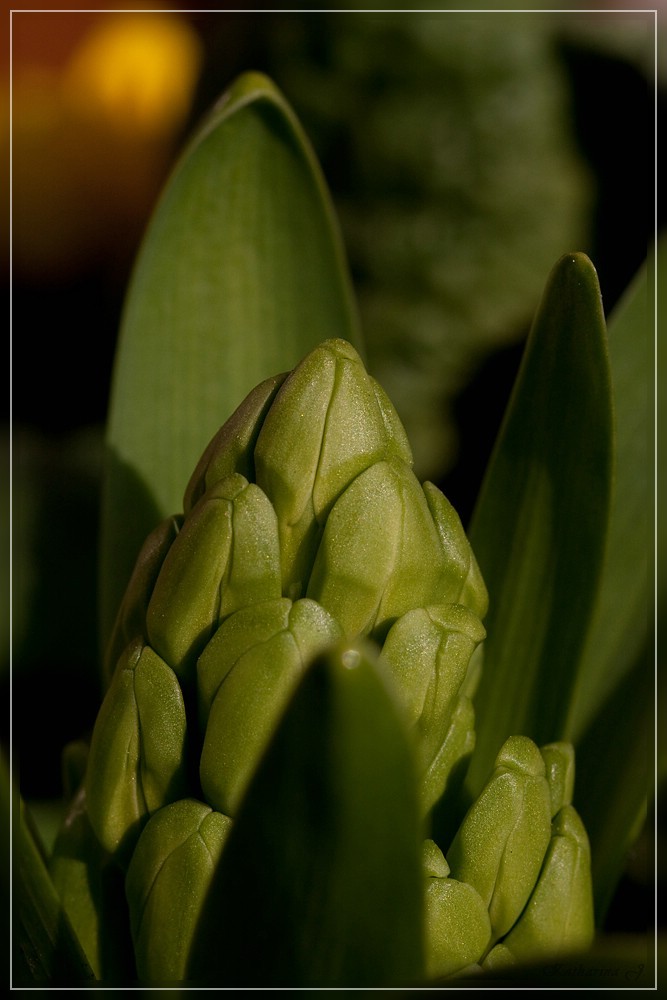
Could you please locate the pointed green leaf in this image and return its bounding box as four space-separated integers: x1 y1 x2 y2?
100 71 361 651
12 786 96 986
566 252 652 739
187 640 423 987
466 253 613 794
560 247 655 921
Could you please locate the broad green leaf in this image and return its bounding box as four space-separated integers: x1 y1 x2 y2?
100 71 361 653
186 641 423 987
465 253 613 796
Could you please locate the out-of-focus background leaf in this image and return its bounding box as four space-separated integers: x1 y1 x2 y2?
8 5 660 945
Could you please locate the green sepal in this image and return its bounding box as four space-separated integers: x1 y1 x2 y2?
85 639 188 860
380 604 485 814
125 799 232 984
146 475 281 679
422 840 491 980
187 639 423 986
104 514 182 688
183 372 288 514
254 338 413 599
199 597 343 816
307 458 452 640
447 735 552 944
483 804 594 969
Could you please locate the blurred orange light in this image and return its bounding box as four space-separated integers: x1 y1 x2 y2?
61 13 203 136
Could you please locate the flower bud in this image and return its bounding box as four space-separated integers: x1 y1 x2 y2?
85 639 188 860
483 804 594 969
125 799 232 983
307 459 455 640
422 839 491 979
541 741 575 817
423 482 488 619
446 735 552 944
421 693 476 818
380 604 485 814
183 373 288 514
199 597 343 816
104 514 182 687
254 338 413 598
146 474 281 680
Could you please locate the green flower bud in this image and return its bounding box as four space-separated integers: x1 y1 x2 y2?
104 514 182 687
541 741 575 817
307 459 456 641
380 604 485 814
126 799 232 983
483 805 594 969
423 482 488 619
85 638 188 860
146 474 281 680
199 597 343 816
421 693 476 819
422 839 491 980
254 338 413 599
446 735 552 945
183 372 288 514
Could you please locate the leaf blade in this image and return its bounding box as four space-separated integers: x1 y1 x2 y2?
100 72 361 652
466 252 614 795
187 641 424 987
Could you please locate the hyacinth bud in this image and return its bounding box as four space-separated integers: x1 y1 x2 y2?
85 639 188 860
253 338 413 598
104 514 182 687
446 735 552 945
421 693 476 818
199 597 343 816
307 459 462 641
125 799 232 983
422 483 488 620
145 474 281 680
540 741 576 817
422 839 491 980
380 604 485 814
183 373 288 514
482 804 594 969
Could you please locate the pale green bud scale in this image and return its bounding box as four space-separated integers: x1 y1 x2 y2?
420 693 476 817
307 459 451 640
126 798 232 983
146 475 280 680
446 735 552 944
183 373 288 514
85 639 188 859
380 604 484 814
104 514 182 686
540 741 575 817
199 598 343 816
483 804 594 968
423 482 488 619
254 339 413 598
422 839 491 979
